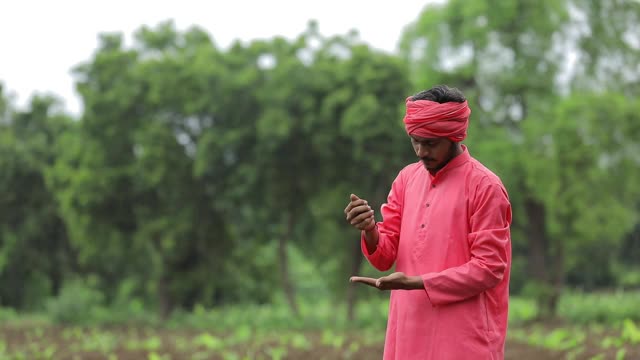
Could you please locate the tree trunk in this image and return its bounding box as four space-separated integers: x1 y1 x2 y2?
50 217 70 297
526 198 548 281
346 238 364 321
524 197 555 318
547 227 566 317
50 257 63 297
158 271 172 320
279 212 299 316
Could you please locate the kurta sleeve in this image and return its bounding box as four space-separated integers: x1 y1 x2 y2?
421 178 511 306
361 171 405 271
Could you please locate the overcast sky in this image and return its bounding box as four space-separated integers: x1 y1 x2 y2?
0 0 438 115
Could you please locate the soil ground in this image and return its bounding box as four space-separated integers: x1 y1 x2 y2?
1 324 636 359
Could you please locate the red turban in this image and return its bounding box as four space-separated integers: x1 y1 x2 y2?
403 97 471 142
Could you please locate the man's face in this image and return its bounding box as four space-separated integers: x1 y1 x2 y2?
410 135 455 172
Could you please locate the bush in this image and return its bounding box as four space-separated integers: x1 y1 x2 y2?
618 268 640 290
508 297 538 325
0 307 17 321
166 296 389 332
558 290 640 324
45 278 104 325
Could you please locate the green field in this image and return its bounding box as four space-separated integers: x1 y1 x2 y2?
2 292 639 360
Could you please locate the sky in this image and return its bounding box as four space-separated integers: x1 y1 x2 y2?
0 0 438 115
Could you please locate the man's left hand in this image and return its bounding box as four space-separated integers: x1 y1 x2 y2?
350 272 424 290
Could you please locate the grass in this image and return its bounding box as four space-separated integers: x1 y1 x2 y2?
508 319 640 359
558 290 640 324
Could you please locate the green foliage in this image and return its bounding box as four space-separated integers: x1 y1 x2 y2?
529 327 586 351
0 299 389 359
165 296 388 332
0 94 74 310
131 291 637 332
511 319 640 359
621 319 640 345
45 279 104 325
617 267 640 290
508 297 538 325
34 20 412 317
558 291 640 324
4 291 640 358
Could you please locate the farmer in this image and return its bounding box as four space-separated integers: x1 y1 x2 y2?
345 85 512 359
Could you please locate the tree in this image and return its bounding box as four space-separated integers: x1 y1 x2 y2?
0 87 74 309
48 24 236 318
194 22 413 317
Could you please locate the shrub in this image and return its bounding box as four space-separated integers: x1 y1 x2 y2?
46 278 104 325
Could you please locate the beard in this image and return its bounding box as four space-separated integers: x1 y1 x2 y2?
421 142 458 172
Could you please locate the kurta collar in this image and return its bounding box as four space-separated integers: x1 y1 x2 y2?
429 144 471 183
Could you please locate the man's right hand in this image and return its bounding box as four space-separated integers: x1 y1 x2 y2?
344 194 375 231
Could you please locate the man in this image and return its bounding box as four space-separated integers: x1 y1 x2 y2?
344 85 512 360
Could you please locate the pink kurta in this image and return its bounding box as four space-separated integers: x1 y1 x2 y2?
361 146 512 360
